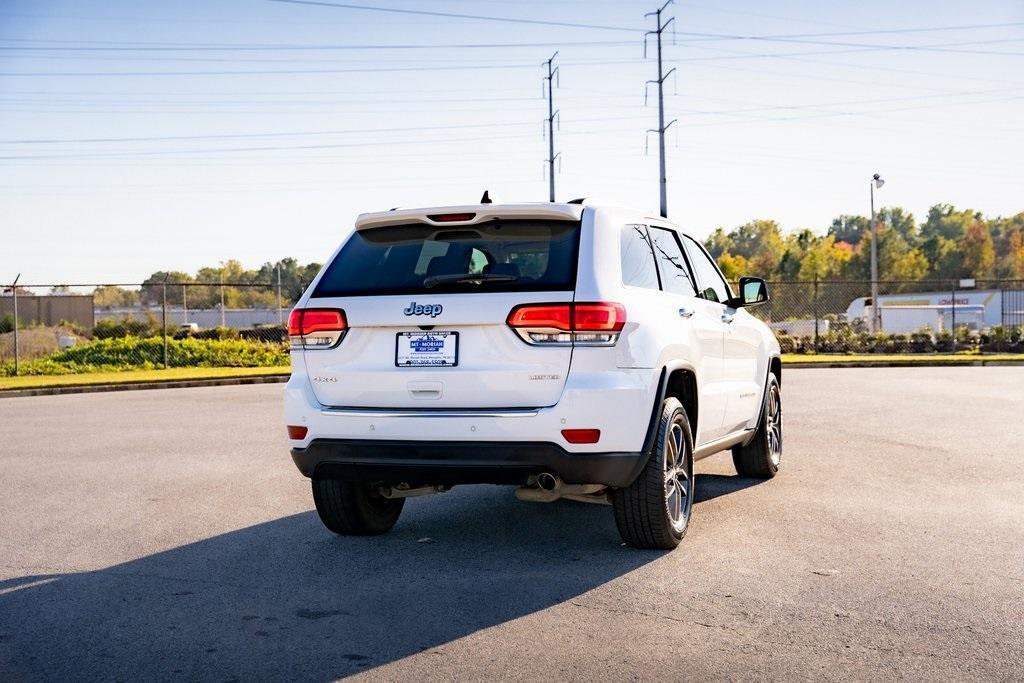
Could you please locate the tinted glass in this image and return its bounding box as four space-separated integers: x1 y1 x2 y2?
312 219 580 297
681 235 731 304
620 224 660 290
648 228 697 296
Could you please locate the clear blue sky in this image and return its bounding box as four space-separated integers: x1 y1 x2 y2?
2 0 1022 284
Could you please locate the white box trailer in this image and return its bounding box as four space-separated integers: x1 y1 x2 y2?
878 305 985 334
846 289 1006 333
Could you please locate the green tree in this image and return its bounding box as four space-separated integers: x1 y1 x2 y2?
703 227 734 260
877 207 917 245
921 204 976 243
716 252 750 281
93 285 140 308
797 234 853 280
827 215 869 246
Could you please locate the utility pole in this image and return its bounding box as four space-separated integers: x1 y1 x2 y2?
543 51 560 202
645 0 676 218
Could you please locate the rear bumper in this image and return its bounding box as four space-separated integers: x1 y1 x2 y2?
291 439 648 488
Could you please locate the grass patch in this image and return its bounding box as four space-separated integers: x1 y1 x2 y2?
0 366 290 391
782 353 1024 364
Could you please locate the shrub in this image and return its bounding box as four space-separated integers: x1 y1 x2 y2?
93 317 154 339
909 331 934 353
0 314 14 334
192 326 240 340
776 333 798 354
1 336 288 376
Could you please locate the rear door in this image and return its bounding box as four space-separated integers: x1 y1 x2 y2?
648 226 730 444
679 235 755 435
301 217 581 409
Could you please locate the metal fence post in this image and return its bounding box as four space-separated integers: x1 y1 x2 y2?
276 264 283 326
951 281 957 353
813 276 820 352
12 274 20 376
161 280 168 369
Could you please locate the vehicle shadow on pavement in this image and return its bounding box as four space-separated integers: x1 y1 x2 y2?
0 486 667 681
694 473 766 503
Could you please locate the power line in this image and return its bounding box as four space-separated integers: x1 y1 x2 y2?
0 119 555 144
6 36 1021 65
3 89 1016 146
0 39 637 51
0 63 552 77
266 0 646 33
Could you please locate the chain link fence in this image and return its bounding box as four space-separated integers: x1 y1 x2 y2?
3 278 1023 377
1 282 292 377
746 279 1024 354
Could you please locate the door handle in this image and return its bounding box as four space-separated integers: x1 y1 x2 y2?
678 307 695 318
721 313 735 324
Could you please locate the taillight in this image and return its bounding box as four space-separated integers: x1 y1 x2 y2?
506 302 625 346
288 308 347 350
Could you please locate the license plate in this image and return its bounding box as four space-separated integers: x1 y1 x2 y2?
395 331 459 367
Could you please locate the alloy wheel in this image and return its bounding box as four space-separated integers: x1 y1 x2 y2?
663 419 692 532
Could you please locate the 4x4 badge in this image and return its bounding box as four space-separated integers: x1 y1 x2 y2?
403 302 443 317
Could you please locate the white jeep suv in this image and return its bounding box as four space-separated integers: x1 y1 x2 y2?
285 201 781 549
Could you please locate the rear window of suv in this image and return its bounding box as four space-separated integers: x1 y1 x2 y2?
312 219 581 297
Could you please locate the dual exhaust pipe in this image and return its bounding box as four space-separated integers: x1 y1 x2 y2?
516 473 609 505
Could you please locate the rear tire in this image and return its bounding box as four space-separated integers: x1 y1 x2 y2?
732 372 782 479
612 397 694 550
311 479 405 535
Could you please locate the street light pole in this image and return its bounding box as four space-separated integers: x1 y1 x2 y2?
869 173 884 332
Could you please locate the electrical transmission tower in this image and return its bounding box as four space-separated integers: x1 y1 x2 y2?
645 1 676 218
543 51 560 202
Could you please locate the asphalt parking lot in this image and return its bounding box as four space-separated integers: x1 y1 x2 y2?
1 367 1022 681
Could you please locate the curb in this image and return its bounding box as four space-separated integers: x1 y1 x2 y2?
0 373 290 399
784 360 1024 369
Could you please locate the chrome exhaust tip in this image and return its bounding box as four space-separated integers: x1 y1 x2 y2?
537 472 558 491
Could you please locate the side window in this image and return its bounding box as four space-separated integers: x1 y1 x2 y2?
620 224 660 290
681 235 731 304
648 228 697 297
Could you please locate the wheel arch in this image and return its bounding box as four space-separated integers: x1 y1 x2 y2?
642 363 698 456
664 366 698 440
739 354 782 448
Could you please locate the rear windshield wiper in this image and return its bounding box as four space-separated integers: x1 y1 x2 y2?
423 272 519 289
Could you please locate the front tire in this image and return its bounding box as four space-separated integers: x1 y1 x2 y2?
732 372 782 478
311 479 405 535
612 397 694 550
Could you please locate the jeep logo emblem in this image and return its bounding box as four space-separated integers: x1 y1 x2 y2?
403 301 443 317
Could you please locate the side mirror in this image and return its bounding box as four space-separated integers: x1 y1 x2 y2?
731 276 769 308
